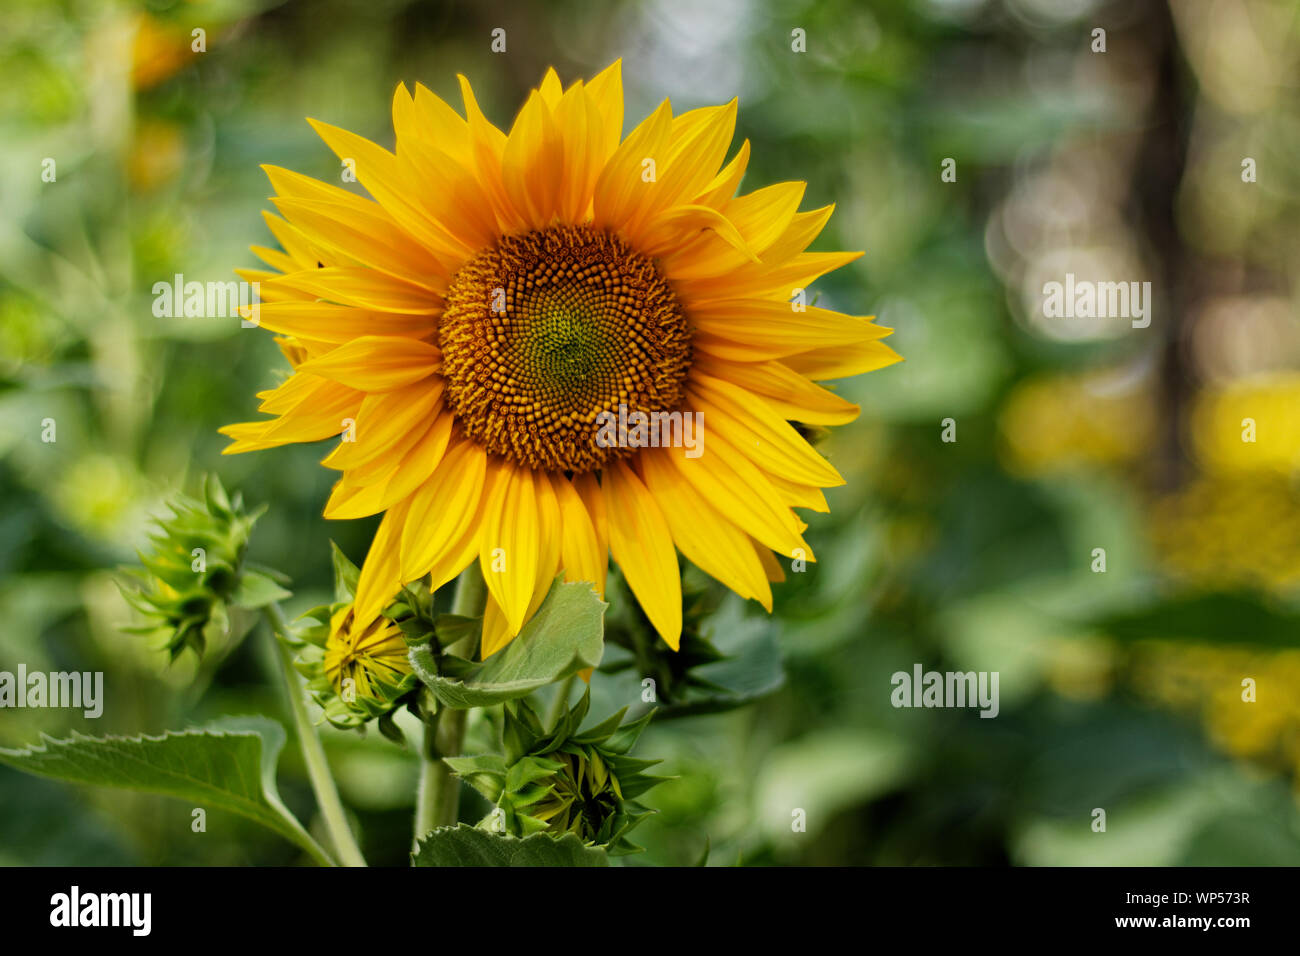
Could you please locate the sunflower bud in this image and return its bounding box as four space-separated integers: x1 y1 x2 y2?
119 475 279 661
602 572 731 709
291 543 427 734
446 691 667 855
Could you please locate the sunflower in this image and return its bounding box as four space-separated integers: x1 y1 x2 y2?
322 607 413 706
222 62 900 657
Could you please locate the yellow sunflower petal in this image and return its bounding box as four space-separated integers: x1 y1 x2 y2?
254 368 329 412
660 434 809 558
483 477 562 659
641 450 772 609
391 119 505 252
400 438 489 581
295 335 439 392
689 377 844 487
767 473 830 513
553 474 606 597
618 101 738 242
694 138 750 208
663 180 805 278
261 210 329 269
352 496 413 624
425 498 489 594
397 83 471 167
307 117 469 266
478 460 541 636
259 267 441 314
755 541 787 583
538 67 564 108
603 460 681 648
501 89 565 228
220 377 361 452
782 339 904 380
692 360 859 425
480 593 513 660
655 101 737 203
456 74 525 236
321 380 444 471
638 204 760 263
249 301 434 343
323 410 454 520
592 99 673 233
553 80 606 222
690 300 888 360
236 268 300 305
584 60 625 162
250 244 299 275
572 471 609 560
271 202 443 293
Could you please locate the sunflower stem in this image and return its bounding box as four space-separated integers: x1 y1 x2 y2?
265 603 367 868
414 566 486 847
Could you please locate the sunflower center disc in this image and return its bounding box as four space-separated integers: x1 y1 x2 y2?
439 225 691 472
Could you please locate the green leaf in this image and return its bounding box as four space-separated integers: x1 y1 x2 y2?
328 541 361 602
1087 591 1300 648
411 823 608 867
230 568 292 610
620 594 784 720
442 754 507 801
0 716 330 864
755 729 913 841
504 755 563 792
432 614 479 648
693 836 711 867
410 580 606 708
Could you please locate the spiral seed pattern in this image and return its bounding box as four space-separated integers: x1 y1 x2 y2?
439 225 691 472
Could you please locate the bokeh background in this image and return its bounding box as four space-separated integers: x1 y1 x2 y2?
3 0 1300 865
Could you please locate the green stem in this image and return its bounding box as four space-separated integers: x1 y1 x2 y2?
414 566 487 846
265 603 367 867
413 715 443 844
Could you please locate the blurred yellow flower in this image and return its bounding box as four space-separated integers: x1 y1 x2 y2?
127 119 186 192
998 372 1154 475
1045 636 1115 702
52 454 147 543
130 13 193 91
1134 643 1300 783
1191 372 1300 476
1147 472 1300 593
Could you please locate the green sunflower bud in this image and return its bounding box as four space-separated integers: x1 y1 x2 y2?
119 475 283 661
290 543 428 734
602 572 730 708
446 691 668 855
